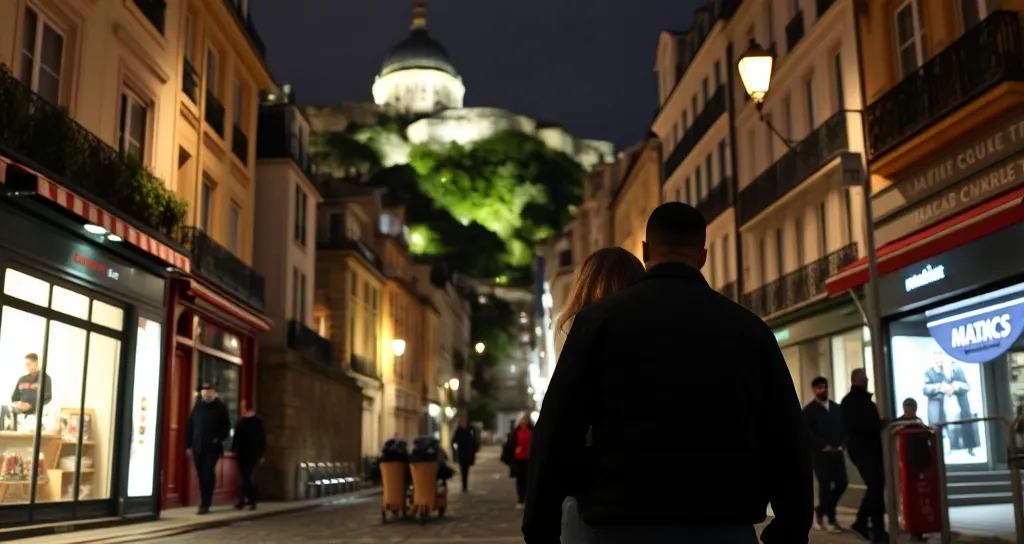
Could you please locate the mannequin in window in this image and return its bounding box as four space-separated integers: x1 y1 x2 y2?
11 353 52 414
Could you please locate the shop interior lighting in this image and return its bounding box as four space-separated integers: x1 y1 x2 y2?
84 224 107 235
107 234 123 242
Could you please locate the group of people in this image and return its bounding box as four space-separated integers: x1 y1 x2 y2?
185 383 266 515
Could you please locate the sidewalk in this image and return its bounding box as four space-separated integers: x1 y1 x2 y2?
16 487 381 544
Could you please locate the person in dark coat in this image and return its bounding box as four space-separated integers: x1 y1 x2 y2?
501 419 517 478
523 203 812 544
840 368 889 543
185 383 232 514
451 413 478 492
803 376 847 534
232 399 266 510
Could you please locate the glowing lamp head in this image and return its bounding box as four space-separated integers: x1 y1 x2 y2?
474 342 485 354
737 39 775 104
448 377 460 391
391 338 406 357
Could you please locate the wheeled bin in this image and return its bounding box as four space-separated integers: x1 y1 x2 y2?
409 460 447 523
379 461 409 522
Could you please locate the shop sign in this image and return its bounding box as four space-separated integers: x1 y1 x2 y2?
873 116 1024 221
904 264 946 293
927 297 1024 363
73 253 120 281
875 155 1024 247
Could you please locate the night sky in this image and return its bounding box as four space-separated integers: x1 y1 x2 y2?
250 0 699 150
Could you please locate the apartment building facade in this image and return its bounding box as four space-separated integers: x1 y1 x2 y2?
610 136 662 260
823 0 1024 507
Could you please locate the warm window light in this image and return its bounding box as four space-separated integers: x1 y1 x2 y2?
474 342 485 354
448 377 460 391
391 338 406 357
737 39 775 104
84 224 107 235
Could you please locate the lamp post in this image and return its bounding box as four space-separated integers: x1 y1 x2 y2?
738 40 896 541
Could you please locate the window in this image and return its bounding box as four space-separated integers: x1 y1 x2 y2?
119 91 148 163
196 353 239 449
702 77 710 104
758 237 767 285
795 216 806 265
805 77 816 131
0 268 125 504
713 60 722 89
682 110 689 130
958 0 988 32
708 240 716 286
818 201 828 255
894 0 925 78
695 166 703 201
764 113 774 160
775 227 785 277
833 53 845 113
691 95 698 119
292 268 306 322
184 14 194 61
722 233 731 280
19 7 65 105
684 177 692 204
232 79 243 124
675 186 682 202
206 48 219 93
718 139 728 181
783 96 793 140
228 201 240 254
844 189 854 243
673 123 680 147
293 186 307 246
705 153 714 189
200 180 213 232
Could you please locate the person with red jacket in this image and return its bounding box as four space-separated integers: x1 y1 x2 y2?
509 413 533 509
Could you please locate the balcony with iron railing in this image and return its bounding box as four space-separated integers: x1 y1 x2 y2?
133 0 167 34
350 354 380 380
205 90 225 137
865 11 1024 161
224 0 266 59
317 228 381 269
742 243 858 318
737 110 850 225
231 123 248 164
174 227 266 311
182 58 200 103
786 10 805 52
288 320 332 366
664 87 727 181
695 177 733 224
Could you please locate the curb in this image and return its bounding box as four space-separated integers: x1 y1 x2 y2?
82 488 382 544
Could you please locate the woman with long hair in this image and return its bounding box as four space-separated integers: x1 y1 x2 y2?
554 247 644 543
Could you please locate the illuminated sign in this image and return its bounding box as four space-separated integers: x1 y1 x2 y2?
905 264 946 292
927 297 1024 363
74 253 120 281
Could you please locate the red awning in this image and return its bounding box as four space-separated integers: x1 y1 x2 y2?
825 188 1024 296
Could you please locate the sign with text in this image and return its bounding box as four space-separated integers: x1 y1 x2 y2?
875 155 1024 247
873 116 1024 221
905 264 946 293
927 297 1024 363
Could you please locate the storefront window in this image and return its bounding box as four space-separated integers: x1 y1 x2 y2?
890 282 1024 466
127 317 161 497
0 268 122 506
830 327 873 396
196 354 240 449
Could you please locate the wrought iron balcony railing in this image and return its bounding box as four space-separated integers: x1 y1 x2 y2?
696 177 733 224
182 58 200 104
786 10 805 52
225 0 266 59
816 0 837 18
317 229 381 269
664 87 727 181
742 243 858 318
719 280 738 302
174 227 266 310
350 354 380 379
737 110 850 225
231 124 248 164
205 90 225 137
866 11 1024 161
133 0 167 34
288 320 332 366
0 68 184 237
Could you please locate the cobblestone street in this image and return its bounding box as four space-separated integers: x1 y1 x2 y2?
140 446 898 544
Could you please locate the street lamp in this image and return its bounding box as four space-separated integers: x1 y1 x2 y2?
474 342 485 354
391 338 406 357
738 40 895 540
448 378 460 391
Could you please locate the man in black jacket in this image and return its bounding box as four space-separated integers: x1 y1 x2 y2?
186 383 232 514
840 368 889 542
232 399 266 510
523 203 812 544
452 414 478 492
803 376 847 533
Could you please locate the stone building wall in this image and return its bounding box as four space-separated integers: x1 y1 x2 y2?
256 348 364 500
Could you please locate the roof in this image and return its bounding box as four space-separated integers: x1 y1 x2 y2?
380 29 459 77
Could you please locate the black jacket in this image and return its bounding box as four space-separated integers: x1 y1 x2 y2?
12 372 52 412
452 426 478 466
840 386 884 467
232 415 266 463
186 397 231 457
803 400 846 452
522 263 812 544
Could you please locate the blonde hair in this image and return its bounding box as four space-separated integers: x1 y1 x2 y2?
556 247 645 333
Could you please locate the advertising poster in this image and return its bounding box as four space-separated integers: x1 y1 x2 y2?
127 317 162 497
891 335 988 465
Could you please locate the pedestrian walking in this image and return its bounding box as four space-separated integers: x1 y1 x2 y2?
523 202 812 544
897 398 928 542
803 376 847 534
840 368 889 543
185 383 232 514
232 399 266 510
452 414 478 492
510 412 533 510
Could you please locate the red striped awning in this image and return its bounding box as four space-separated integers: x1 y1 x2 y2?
0 156 191 272
825 188 1024 296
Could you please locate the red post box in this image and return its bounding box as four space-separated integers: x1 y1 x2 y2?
896 426 944 534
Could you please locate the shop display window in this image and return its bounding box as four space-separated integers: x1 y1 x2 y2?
196 353 240 449
0 268 121 505
127 317 161 497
